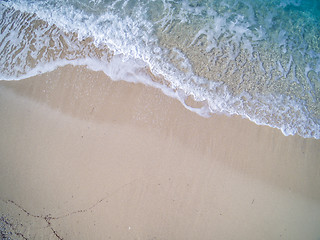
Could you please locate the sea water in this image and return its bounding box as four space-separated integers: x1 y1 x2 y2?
0 0 319 138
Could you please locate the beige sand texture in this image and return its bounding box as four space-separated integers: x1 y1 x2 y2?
0 65 320 240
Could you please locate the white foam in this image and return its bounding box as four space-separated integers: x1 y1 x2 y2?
190 9 261 60
279 0 302 8
278 30 287 53
1 1 319 139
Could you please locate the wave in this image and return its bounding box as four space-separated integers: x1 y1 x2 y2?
0 0 319 139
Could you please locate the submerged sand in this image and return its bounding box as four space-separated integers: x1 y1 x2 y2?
0 65 320 240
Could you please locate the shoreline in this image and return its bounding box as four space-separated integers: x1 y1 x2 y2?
1 65 320 239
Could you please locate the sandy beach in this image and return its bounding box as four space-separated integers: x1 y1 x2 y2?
0 65 320 240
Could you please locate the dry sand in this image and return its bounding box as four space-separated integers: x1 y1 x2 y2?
0 65 320 240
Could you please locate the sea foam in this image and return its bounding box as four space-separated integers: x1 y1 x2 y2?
0 0 319 139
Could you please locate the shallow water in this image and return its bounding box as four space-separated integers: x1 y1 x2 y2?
0 0 319 138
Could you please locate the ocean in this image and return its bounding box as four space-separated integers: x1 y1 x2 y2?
0 0 319 139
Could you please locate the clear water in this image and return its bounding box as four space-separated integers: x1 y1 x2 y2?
0 0 319 138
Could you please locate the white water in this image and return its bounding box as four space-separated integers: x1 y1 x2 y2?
0 0 319 139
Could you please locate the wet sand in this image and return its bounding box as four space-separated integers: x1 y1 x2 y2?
0 65 320 240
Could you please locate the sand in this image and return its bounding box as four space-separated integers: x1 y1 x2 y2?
0 65 320 240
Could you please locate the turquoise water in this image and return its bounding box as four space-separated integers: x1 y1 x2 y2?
0 0 319 138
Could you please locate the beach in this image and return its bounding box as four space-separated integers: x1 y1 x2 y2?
1 65 320 239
